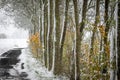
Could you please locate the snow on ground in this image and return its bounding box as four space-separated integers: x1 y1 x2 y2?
16 49 69 80
0 39 69 80
0 39 28 55
16 49 54 80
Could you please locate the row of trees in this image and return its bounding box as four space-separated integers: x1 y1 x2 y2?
1 0 120 80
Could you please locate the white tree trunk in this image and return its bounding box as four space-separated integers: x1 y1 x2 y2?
42 4 45 64
51 0 56 72
110 27 116 80
47 0 50 70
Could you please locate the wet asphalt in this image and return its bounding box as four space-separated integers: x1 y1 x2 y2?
0 49 30 80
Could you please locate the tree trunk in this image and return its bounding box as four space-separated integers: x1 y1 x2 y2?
48 0 53 71
89 0 100 79
73 0 80 79
41 3 45 64
54 0 62 75
101 0 110 79
70 41 75 80
73 0 88 80
43 0 48 68
110 28 116 80
60 0 69 70
117 0 120 80
90 0 100 55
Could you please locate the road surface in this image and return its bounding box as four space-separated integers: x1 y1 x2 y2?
0 48 30 80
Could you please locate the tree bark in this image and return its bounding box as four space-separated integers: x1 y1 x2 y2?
90 0 100 55
60 0 69 70
70 42 75 80
43 0 48 68
73 0 88 80
54 0 62 75
110 28 116 80
101 0 110 78
117 0 120 80
89 0 100 79
48 0 54 71
73 0 80 79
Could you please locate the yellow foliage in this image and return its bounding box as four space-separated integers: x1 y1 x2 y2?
29 32 39 44
98 25 105 37
28 32 41 57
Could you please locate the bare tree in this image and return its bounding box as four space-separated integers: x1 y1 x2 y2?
60 0 69 70
54 0 62 75
73 0 88 80
101 0 110 79
47 0 54 71
117 0 120 80
90 0 100 55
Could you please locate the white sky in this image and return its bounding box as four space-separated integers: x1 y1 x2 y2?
0 9 29 39
0 25 28 39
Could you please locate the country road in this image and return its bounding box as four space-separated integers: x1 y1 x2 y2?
0 49 30 80
0 39 68 80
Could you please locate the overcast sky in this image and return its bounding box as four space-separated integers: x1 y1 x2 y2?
0 9 28 39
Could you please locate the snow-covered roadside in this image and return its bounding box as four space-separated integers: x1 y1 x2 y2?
17 49 53 80
0 39 69 80
16 49 69 80
0 39 28 54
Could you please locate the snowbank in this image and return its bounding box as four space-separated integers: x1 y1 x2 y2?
0 39 28 54
16 49 69 80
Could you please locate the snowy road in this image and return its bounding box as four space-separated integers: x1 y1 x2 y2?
0 39 30 80
0 39 28 55
0 49 30 80
0 39 68 80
